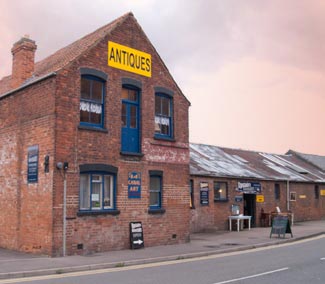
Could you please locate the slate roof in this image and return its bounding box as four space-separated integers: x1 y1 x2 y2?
287 150 325 171
190 143 325 183
0 12 132 97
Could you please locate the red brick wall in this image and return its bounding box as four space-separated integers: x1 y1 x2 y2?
50 16 191 255
0 78 56 254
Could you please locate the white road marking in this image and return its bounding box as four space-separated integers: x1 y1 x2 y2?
321 258 325 261
212 267 289 284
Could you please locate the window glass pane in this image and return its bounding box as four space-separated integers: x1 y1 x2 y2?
92 80 103 102
161 97 170 116
80 102 90 123
104 175 113 209
150 176 161 207
130 105 137 128
81 78 91 99
155 96 161 114
90 103 102 124
128 89 138 101
91 175 102 209
80 175 90 209
121 103 127 127
121 88 129 100
150 176 160 191
150 191 159 206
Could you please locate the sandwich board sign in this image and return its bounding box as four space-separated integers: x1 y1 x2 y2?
130 222 144 249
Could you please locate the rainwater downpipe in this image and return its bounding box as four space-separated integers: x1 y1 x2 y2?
286 179 290 211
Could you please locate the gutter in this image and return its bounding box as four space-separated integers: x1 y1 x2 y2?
0 72 57 100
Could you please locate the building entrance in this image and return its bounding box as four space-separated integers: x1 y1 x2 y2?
244 194 256 227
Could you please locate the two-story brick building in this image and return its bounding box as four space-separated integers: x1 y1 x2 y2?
0 12 191 256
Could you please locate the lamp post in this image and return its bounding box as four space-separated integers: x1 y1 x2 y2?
57 161 69 256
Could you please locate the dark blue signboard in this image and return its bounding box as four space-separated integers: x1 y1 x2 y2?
128 172 141 198
27 145 39 183
200 182 209 206
237 181 261 193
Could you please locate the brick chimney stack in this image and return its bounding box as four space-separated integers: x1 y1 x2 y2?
11 35 37 89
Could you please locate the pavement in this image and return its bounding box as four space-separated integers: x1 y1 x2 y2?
0 220 324 280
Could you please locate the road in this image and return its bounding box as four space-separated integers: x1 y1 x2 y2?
1 235 324 284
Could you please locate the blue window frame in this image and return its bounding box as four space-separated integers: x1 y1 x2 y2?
80 75 105 128
149 172 163 209
79 172 116 211
155 93 173 139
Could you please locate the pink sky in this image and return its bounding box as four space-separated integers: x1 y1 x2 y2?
1 0 325 155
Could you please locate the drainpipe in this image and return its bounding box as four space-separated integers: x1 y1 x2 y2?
287 179 290 211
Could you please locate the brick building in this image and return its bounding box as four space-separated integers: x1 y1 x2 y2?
0 13 191 256
189 143 325 232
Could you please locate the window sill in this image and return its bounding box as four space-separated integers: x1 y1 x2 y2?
148 208 166 215
214 199 229 203
77 209 120 216
154 135 176 142
120 151 144 157
78 125 108 133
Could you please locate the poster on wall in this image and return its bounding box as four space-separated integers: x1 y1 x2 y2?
237 181 261 193
200 182 209 206
128 172 141 198
27 145 39 183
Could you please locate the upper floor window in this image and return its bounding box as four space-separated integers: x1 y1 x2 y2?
155 93 173 139
80 75 105 128
214 181 228 201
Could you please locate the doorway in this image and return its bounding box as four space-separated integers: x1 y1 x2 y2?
244 194 256 227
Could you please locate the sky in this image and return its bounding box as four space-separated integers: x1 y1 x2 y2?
1 0 325 155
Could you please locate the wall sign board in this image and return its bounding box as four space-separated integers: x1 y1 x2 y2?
130 222 144 249
256 195 265 203
320 189 325 196
128 172 141 199
27 145 39 183
237 181 261 193
108 41 151 77
200 182 209 206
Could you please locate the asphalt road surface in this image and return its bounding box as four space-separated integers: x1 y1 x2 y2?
1 235 324 284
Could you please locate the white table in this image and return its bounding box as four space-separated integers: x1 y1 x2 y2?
228 215 251 232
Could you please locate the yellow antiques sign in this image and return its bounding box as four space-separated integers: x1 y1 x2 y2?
320 189 325 196
108 41 151 77
256 195 264 203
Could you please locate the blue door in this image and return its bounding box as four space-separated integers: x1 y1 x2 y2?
121 87 140 153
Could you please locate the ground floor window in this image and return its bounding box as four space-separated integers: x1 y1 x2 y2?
80 173 115 211
149 171 163 209
214 181 228 201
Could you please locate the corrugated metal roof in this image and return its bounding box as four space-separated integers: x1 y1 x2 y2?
190 143 325 182
287 150 325 172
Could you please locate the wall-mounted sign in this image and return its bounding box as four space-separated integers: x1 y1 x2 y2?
108 41 151 77
27 145 39 183
129 222 144 249
320 189 325 196
235 195 243 202
237 182 261 193
256 195 265 203
200 182 209 206
299 195 307 199
128 172 141 199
